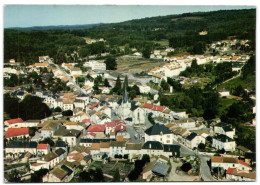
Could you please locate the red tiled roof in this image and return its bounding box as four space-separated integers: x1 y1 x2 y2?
31 163 46 166
152 105 166 112
115 124 126 133
82 119 91 123
90 102 100 110
87 124 105 132
5 118 23 125
142 103 166 112
211 156 223 163
238 160 252 169
37 144 49 150
5 128 29 138
106 122 117 127
226 168 235 174
143 103 153 109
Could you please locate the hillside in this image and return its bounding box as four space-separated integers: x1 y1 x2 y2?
4 8 256 64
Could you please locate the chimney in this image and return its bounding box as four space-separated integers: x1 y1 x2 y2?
149 144 151 149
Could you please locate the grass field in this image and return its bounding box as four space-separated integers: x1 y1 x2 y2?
217 97 239 116
216 74 255 91
116 56 165 74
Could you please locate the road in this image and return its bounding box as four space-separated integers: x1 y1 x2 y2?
200 156 215 181
213 65 244 89
171 139 214 181
168 160 200 181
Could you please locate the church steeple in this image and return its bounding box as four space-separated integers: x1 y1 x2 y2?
123 86 128 103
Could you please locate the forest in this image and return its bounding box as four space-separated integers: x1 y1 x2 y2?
4 8 256 65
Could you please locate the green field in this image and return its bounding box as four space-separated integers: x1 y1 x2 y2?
217 97 239 117
216 74 255 91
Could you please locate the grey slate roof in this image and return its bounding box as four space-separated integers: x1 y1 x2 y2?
186 132 197 141
142 141 164 150
145 123 172 136
80 138 116 143
6 141 38 148
55 140 67 148
152 162 169 176
213 134 234 142
55 148 66 156
163 144 181 153
215 122 233 132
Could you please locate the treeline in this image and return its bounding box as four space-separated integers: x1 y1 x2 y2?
4 94 52 120
180 60 238 87
5 9 255 65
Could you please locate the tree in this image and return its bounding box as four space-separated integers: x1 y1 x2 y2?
198 143 206 151
181 162 192 172
31 168 49 182
54 107 62 112
79 171 92 182
92 168 104 182
62 110 73 116
123 75 129 91
104 78 110 87
113 75 122 95
142 46 151 58
39 137 55 147
105 57 117 70
112 168 120 182
141 154 150 163
160 79 169 91
131 84 140 95
18 95 52 120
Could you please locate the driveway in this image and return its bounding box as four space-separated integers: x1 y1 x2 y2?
168 160 200 181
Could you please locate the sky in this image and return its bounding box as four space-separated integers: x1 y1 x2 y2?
4 5 256 28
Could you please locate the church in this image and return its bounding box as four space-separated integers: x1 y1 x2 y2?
117 87 145 126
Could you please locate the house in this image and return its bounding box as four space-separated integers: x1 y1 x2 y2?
226 168 256 181
141 160 157 181
175 118 196 129
54 148 67 162
142 141 164 156
218 89 230 97
144 123 174 144
41 121 60 139
5 141 38 157
37 144 51 155
109 141 126 158
87 124 106 138
214 122 235 139
63 99 74 110
43 165 74 182
211 156 252 172
22 120 41 127
30 163 50 172
212 134 236 152
183 132 205 149
4 118 24 129
125 143 142 161
5 128 29 140
62 130 81 147
236 145 252 156
152 161 169 178
37 152 59 169
55 140 68 153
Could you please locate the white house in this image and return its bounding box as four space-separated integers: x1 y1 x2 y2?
212 134 236 152
183 132 205 149
37 144 51 156
211 156 252 172
144 123 174 144
219 89 230 97
214 122 235 139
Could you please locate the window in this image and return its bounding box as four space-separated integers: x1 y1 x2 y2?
167 135 170 138
167 140 170 143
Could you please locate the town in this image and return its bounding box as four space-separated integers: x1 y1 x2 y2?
3 7 256 183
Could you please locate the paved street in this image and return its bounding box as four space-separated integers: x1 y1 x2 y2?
171 139 214 181
200 156 214 181
168 160 200 181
